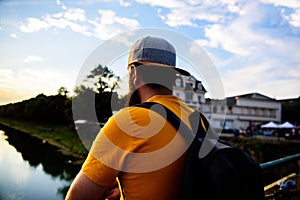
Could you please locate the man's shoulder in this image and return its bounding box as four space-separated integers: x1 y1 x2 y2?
112 106 157 121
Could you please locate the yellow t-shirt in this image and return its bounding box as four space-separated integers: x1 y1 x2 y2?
82 95 202 200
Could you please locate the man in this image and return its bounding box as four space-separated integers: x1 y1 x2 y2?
66 36 205 200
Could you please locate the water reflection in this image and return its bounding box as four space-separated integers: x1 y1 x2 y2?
0 126 82 200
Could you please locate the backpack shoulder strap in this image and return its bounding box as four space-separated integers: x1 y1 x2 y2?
132 102 206 140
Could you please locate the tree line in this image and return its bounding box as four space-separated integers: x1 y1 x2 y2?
1 63 299 127
0 92 72 124
0 64 125 125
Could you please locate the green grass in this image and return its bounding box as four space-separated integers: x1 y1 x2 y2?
0 118 88 159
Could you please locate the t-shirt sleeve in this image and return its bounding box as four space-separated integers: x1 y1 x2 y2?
81 153 119 187
81 108 136 186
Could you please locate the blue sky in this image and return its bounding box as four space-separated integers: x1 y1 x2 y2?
0 0 300 105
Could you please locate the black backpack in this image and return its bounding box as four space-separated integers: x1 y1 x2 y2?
134 102 265 200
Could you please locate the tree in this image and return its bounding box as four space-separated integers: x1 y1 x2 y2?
87 64 120 94
73 64 122 123
281 97 300 125
58 87 69 96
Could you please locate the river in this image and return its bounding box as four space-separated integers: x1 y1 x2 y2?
0 127 82 200
1 124 299 199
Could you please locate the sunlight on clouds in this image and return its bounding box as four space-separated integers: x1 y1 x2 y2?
0 88 27 105
0 69 35 104
0 68 77 105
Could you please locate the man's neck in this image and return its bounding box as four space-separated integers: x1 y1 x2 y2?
137 85 172 103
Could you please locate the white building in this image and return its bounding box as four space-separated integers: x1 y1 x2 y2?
218 93 281 132
173 75 282 132
173 75 206 109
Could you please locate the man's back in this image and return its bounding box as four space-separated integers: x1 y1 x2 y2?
82 95 195 199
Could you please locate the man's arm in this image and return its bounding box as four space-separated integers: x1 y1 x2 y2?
65 170 106 200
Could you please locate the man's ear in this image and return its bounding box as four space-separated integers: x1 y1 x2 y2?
129 64 139 85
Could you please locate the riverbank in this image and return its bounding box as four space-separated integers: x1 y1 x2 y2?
1 117 299 168
0 118 88 163
220 134 300 163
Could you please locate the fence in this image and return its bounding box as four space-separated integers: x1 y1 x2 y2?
261 153 300 199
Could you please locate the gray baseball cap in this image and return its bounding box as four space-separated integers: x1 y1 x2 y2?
128 36 190 76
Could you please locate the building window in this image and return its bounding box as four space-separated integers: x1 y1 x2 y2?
213 105 217 113
264 109 271 116
271 110 276 117
175 78 182 87
197 83 202 90
198 96 202 103
185 93 193 103
242 108 248 115
175 92 180 98
220 106 225 113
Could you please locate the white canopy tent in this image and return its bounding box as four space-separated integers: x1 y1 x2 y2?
261 121 279 129
278 121 296 129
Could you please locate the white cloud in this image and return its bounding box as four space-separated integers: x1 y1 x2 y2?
287 9 300 27
136 0 245 27
119 0 131 7
180 1 300 99
24 55 43 63
10 33 17 38
202 3 265 56
161 7 224 27
63 8 86 21
220 59 298 99
19 17 50 33
88 10 140 40
260 0 300 9
18 5 139 40
19 7 88 34
260 0 300 28
135 0 184 8
227 2 241 14
213 31 300 99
